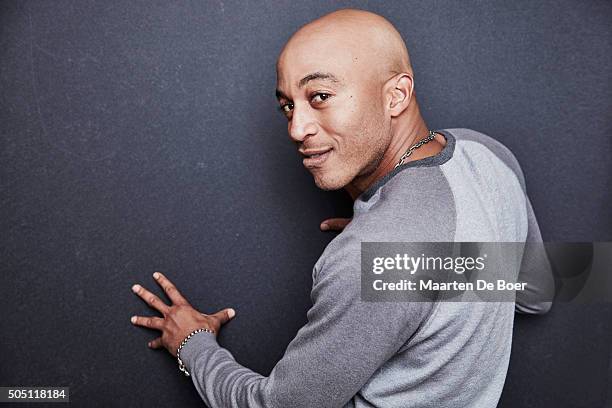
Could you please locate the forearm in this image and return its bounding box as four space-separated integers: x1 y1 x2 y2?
180 332 273 408
515 197 555 315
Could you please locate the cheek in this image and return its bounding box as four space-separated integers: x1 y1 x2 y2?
350 108 389 169
344 104 383 150
329 101 365 144
323 95 385 163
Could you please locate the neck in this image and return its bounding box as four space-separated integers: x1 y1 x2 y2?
345 100 445 201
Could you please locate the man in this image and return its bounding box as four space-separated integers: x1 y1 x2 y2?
130 9 553 407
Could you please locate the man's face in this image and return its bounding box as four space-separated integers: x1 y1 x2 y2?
275 36 391 191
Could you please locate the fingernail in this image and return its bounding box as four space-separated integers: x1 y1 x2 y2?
131 284 140 293
320 223 329 231
147 341 151 347
228 308 236 318
153 272 160 279
131 316 137 324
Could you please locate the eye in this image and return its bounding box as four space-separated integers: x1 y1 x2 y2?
278 102 294 116
311 93 331 104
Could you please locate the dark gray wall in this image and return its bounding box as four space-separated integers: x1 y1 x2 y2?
1 1 610 407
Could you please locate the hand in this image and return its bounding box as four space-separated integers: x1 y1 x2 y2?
130 271 235 357
320 218 352 232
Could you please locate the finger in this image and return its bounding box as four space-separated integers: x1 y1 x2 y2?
148 337 163 349
132 284 171 315
320 218 351 231
210 308 236 326
131 315 164 330
152 272 191 306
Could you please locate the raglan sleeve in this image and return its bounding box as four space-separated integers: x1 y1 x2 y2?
515 195 555 314
487 135 555 315
178 232 433 408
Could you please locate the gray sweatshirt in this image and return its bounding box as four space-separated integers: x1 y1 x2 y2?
180 128 554 408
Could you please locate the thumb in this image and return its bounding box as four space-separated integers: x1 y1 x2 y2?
320 217 352 231
211 308 236 326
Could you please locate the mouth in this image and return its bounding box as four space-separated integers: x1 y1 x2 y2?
301 148 333 168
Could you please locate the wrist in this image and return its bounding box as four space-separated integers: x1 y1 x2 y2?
176 328 215 376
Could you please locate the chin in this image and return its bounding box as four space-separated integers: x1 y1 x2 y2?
312 170 351 191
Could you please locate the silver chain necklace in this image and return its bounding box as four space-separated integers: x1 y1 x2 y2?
394 130 436 169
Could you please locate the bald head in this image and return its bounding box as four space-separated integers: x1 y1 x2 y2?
278 9 412 84
275 9 429 194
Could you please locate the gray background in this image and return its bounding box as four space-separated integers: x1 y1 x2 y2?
1 1 611 407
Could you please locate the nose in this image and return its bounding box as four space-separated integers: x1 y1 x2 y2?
288 104 317 143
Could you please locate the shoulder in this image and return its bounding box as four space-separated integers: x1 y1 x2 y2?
313 166 458 282
353 166 457 242
313 188 456 283
445 128 526 190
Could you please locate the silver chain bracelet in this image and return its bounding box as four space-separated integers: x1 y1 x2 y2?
176 328 215 377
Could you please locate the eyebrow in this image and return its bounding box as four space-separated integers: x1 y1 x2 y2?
275 71 341 100
298 71 340 88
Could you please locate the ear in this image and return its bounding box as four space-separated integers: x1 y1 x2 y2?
385 73 414 117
